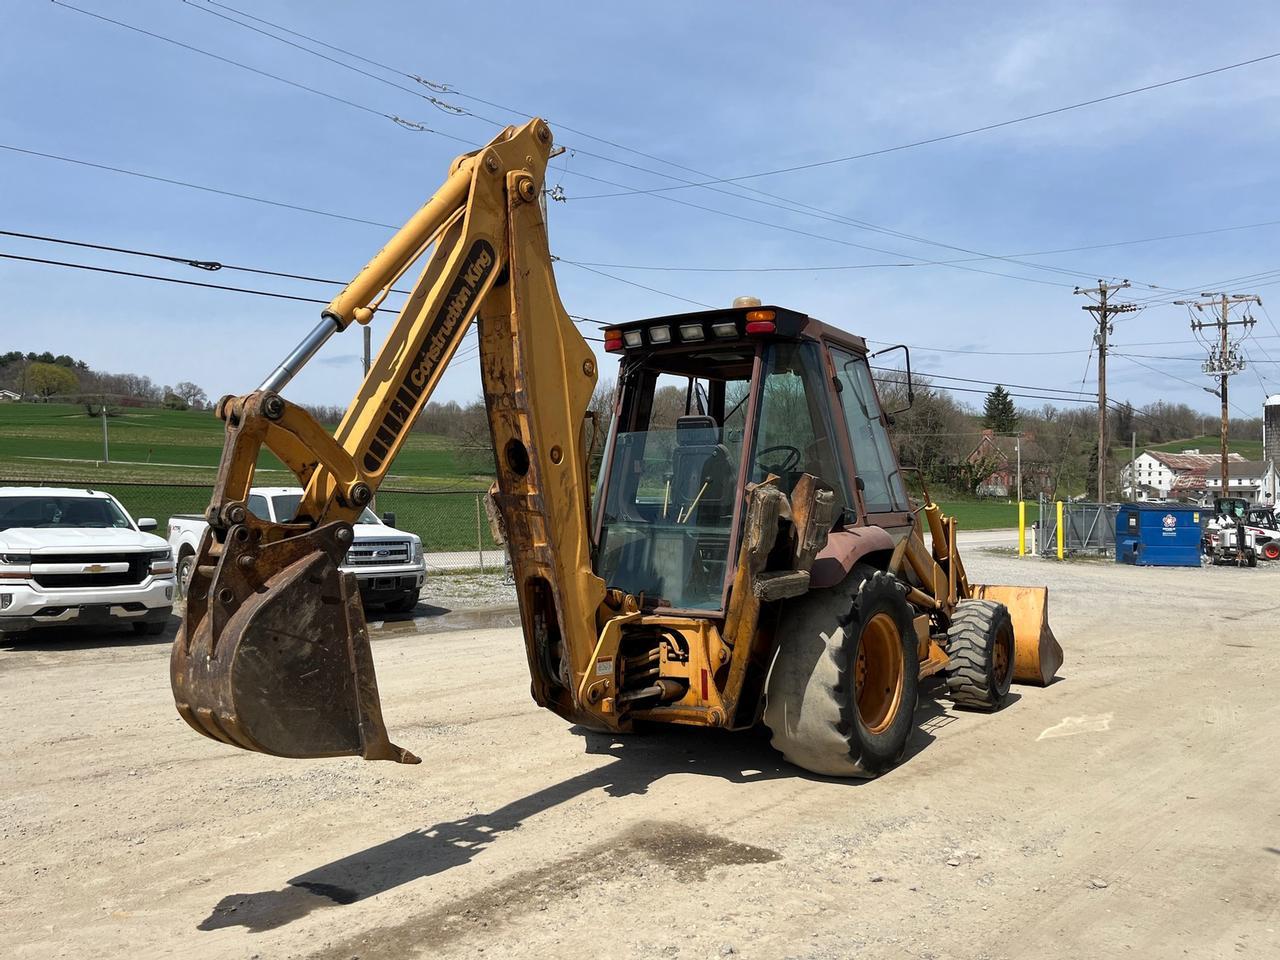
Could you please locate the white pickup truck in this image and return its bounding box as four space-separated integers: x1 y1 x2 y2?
167 486 426 612
0 486 175 637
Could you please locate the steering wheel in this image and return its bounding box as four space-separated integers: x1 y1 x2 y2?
756 444 802 476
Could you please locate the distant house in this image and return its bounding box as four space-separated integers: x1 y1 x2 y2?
1168 459 1278 506
0 389 20 402
1121 450 1248 501
967 430 1051 498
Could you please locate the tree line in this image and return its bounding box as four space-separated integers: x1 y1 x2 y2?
0 351 209 412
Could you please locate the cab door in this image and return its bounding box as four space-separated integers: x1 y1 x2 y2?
826 345 912 531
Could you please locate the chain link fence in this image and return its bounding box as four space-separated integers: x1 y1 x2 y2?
3 479 505 572
1034 495 1119 556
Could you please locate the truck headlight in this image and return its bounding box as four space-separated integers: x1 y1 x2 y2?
412 539 423 564
0 554 31 581
149 548 175 576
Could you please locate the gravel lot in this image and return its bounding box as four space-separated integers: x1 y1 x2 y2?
2 553 1277 959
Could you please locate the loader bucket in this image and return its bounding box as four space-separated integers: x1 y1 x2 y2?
971 584 1063 686
170 522 419 763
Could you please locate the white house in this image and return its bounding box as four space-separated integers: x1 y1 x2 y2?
1120 450 1246 500
1172 459 1279 505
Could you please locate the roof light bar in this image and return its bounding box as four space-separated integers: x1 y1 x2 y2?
648 325 672 344
711 321 738 338
678 323 705 342
623 330 643 348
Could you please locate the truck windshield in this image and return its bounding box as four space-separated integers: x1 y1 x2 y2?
266 494 379 525
0 496 133 531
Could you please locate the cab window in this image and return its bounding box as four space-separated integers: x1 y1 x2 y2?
830 347 908 513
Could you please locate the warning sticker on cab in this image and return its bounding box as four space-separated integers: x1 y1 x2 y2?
595 658 613 676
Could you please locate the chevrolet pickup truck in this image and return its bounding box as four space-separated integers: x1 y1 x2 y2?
167 486 425 612
0 486 175 637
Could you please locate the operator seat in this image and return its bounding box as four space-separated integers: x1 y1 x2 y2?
670 415 734 523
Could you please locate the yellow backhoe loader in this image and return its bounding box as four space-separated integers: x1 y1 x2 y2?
171 119 1062 777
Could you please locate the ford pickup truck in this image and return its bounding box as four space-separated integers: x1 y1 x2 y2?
167 486 425 612
0 486 175 637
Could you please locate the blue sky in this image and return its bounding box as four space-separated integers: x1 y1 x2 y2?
2 0 1279 419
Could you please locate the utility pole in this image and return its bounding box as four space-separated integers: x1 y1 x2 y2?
1130 432 1137 501
1015 436 1022 503
100 403 110 463
1074 280 1136 503
1175 292 1260 501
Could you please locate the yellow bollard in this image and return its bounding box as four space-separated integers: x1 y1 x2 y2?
1056 500 1065 560
1018 501 1026 557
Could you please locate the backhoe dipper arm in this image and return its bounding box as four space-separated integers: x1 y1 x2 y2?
171 119 606 761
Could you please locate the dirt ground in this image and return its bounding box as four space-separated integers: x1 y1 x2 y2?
2 553 1278 960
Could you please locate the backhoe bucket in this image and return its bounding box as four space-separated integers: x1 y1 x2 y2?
170 522 418 763
971 584 1063 686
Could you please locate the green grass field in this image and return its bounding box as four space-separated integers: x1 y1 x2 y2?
0 402 486 490
1144 435 1263 460
937 499 1039 531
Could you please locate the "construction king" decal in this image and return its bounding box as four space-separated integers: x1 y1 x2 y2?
363 238 496 473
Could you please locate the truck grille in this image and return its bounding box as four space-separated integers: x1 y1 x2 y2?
32 552 150 588
345 539 411 566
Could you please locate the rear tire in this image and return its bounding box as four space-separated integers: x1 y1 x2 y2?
1248 549 1258 568
764 567 919 777
1262 541 1280 561
944 599 1014 710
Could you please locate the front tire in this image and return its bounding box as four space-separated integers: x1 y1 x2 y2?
944 599 1014 710
175 550 195 600
764 567 919 777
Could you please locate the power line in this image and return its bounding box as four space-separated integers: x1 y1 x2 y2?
50 1 447 136
556 217 1280 273
188 0 1126 287
0 228 417 295
573 50 1280 198
0 251 332 304
85 0 1142 288
0 142 399 229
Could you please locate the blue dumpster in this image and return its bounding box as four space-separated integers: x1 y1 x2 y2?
1115 503 1203 567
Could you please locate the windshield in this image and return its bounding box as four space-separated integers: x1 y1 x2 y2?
595 367 751 610
260 494 379 525
0 495 133 531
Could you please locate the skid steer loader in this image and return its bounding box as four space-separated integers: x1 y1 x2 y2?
172 119 1062 777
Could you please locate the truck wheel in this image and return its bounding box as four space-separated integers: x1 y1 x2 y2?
1248 549 1258 568
944 599 1014 710
176 550 195 600
764 566 919 777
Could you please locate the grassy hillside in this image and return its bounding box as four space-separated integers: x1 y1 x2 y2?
0 402 486 490
1144 435 1264 460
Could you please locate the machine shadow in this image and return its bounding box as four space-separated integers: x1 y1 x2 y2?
199 703 942 934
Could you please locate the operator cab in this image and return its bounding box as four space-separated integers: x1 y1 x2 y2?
593 301 911 613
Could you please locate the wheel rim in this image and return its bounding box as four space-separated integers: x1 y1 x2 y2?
1265 543 1280 560
177 556 194 599
855 612 905 734
993 624 1013 689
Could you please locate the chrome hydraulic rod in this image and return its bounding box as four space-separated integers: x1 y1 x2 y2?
258 314 342 393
